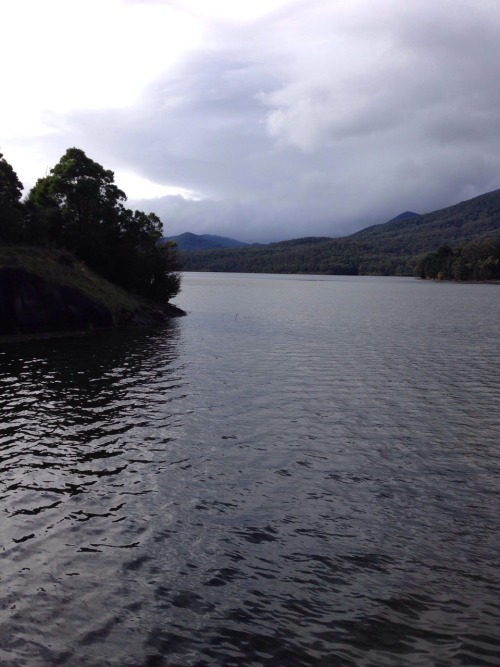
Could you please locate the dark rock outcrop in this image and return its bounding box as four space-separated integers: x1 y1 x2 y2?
0 265 186 339
0 268 114 335
118 302 186 327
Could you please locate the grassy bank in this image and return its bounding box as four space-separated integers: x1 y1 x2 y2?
0 245 143 319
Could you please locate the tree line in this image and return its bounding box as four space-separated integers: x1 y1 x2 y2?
179 237 416 276
181 235 500 280
415 239 500 281
0 148 180 302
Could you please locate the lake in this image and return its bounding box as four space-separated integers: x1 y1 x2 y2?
0 273 499 666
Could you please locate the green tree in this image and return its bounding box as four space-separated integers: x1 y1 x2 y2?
28 147 126 253
451 255 468 280
0 152 25 242
28 148 180 302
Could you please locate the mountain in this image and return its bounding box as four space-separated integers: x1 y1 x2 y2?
386 211 420 223
350 189 500 254
163 232 252 251
179 189 500 276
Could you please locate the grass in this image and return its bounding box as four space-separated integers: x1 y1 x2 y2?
0 245 142 318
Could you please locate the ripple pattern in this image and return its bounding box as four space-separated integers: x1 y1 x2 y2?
0 275 499 666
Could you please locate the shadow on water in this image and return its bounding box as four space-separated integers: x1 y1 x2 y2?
0 323 182 398
0 324 194 666
0 322 185 530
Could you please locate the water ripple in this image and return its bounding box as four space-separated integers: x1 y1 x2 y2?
0 277 499 666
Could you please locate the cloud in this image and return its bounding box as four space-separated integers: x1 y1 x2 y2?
6 0 500 242
262 0 500 152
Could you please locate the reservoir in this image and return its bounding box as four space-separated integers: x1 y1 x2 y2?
0 273 499 666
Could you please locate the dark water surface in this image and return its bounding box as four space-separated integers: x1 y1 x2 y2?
0 273 499 666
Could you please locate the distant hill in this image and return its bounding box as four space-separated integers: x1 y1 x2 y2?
386 211 420 223
350 189 500 253
179 189 500 276
163 232 253 251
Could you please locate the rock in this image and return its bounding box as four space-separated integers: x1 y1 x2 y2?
117 302 186 327
0 267 186 337
0 268 114 335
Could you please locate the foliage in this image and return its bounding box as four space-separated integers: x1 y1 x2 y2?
27 147 126 251
415 239 500 281
0 152 25 243
180 238 413 276
26 148 180 302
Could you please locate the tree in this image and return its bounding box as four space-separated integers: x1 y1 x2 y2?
28 147 126 253
28 148 180 302
415 238 500 281
107 209 181 301
0 152 25 243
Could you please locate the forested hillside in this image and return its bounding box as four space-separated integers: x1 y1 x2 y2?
180 190 500 277
350 189 500 253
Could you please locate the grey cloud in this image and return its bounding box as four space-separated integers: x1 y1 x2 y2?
262 1 500 151
71 51 278 199
41 0 500 242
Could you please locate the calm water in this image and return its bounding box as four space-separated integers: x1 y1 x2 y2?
0 273 499 667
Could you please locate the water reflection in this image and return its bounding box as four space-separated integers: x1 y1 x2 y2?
1 329 182 546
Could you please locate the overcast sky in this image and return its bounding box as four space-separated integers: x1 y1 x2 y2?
2 0 500 242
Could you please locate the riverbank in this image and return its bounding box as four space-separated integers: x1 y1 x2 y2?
0 246 185 339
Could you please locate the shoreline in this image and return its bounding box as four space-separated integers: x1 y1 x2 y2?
0 302 186 345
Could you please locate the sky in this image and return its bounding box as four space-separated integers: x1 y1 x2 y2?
2 0 500 242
